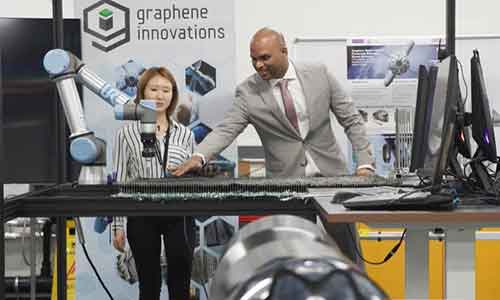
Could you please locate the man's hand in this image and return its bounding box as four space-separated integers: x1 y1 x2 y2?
170 155 204 177
199 163 222 177
355 167 375 177
113 229 126 252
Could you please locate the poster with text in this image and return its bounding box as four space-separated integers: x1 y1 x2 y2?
347 37 439 176
74 1 236 299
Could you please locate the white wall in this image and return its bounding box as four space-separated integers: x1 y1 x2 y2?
235 0 499 81
234 0 500 145
3 0 498 75
2 0 500 146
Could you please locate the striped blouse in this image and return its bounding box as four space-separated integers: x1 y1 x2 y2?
112 119 195 229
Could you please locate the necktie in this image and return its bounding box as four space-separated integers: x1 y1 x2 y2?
278 79 300 133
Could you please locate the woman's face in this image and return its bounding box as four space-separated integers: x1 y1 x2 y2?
143 74 173 114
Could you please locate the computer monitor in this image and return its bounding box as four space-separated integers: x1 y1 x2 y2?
410 65 436 172
446 70 473 179
470 49 496 161
467 49 498 193
0 48 3 184
412 56 460 186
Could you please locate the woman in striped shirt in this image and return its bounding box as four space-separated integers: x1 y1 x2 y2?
112 66 195 300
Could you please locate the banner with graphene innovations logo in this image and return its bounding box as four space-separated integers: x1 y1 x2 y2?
74 1 236 299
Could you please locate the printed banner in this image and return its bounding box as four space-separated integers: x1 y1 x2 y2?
74 1 236 299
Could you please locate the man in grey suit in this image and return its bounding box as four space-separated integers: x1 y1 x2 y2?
172 28 375 267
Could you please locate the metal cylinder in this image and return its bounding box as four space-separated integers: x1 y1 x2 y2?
78 165 106 184
210 215 387 300
114 102 156 127
54 78 90 137
78 66 130 106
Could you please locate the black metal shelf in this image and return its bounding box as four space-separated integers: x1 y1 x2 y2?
5 183 315 220
1 183 315 299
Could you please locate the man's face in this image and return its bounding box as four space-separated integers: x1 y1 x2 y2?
250 36 288 81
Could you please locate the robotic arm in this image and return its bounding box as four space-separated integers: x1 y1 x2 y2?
43 49 157 183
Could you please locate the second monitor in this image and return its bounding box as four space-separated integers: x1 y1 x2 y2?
410 55 462 187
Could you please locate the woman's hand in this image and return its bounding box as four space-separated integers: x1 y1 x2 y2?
113 229 126 252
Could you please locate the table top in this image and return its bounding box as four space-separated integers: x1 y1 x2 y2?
314 196 500 225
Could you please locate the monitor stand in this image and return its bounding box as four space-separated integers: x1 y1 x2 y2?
448 147 464 180
469 149 496 196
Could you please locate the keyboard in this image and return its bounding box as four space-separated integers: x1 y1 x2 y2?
342 191 455 210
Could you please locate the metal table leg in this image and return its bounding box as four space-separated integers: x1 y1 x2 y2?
445 228 475 300
405 228 429 299
30 218 37 300
57 217 67 300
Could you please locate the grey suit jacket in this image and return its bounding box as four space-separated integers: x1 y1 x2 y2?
196 62 374 177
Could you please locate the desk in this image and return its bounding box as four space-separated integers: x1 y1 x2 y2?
314 196 500 300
